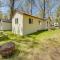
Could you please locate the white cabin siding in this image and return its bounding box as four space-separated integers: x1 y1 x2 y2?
23 14 47 35
12 12 47 35
0 22 11 30
2 22 12 30
12 12 23 35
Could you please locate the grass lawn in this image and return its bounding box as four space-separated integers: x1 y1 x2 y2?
0 29 60 60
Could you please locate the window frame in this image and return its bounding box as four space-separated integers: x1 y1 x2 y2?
29 18 33 24
39 20 41 25
15 18 18 24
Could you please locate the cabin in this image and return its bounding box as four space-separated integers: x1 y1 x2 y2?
12 11 48 35
0 19 12 30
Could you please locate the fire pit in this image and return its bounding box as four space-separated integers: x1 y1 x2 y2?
0 42 15 57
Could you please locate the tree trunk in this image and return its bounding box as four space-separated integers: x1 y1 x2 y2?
10 0 15 20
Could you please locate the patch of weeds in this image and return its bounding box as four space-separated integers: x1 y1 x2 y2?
0 32 10 41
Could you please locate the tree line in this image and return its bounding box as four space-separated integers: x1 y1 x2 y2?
0 0 60 28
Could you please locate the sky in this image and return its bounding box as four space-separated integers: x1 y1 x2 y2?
0 7 10 14
0 0 10 14
0 0 60 18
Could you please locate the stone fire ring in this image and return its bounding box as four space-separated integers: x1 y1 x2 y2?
0 42 15 57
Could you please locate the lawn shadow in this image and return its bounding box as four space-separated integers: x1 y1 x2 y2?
26 29 48 39
28 30 48 35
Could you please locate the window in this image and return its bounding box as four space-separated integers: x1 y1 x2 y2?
15 18 18 24
0 19 1 22
29 18 33 24
47 21 48 27
39 20 41 25
39 21 40 24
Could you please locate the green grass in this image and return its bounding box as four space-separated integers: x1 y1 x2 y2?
0 29 60 60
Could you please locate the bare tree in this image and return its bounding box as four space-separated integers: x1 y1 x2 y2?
10 0 15 20
46 0 57 30
56 6 60 28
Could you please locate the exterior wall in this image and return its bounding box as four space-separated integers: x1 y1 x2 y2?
23 14 47 35
0 22 11 30
38 20 48 30
0 22 2 30
12 12 23 35
12 12 48 35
